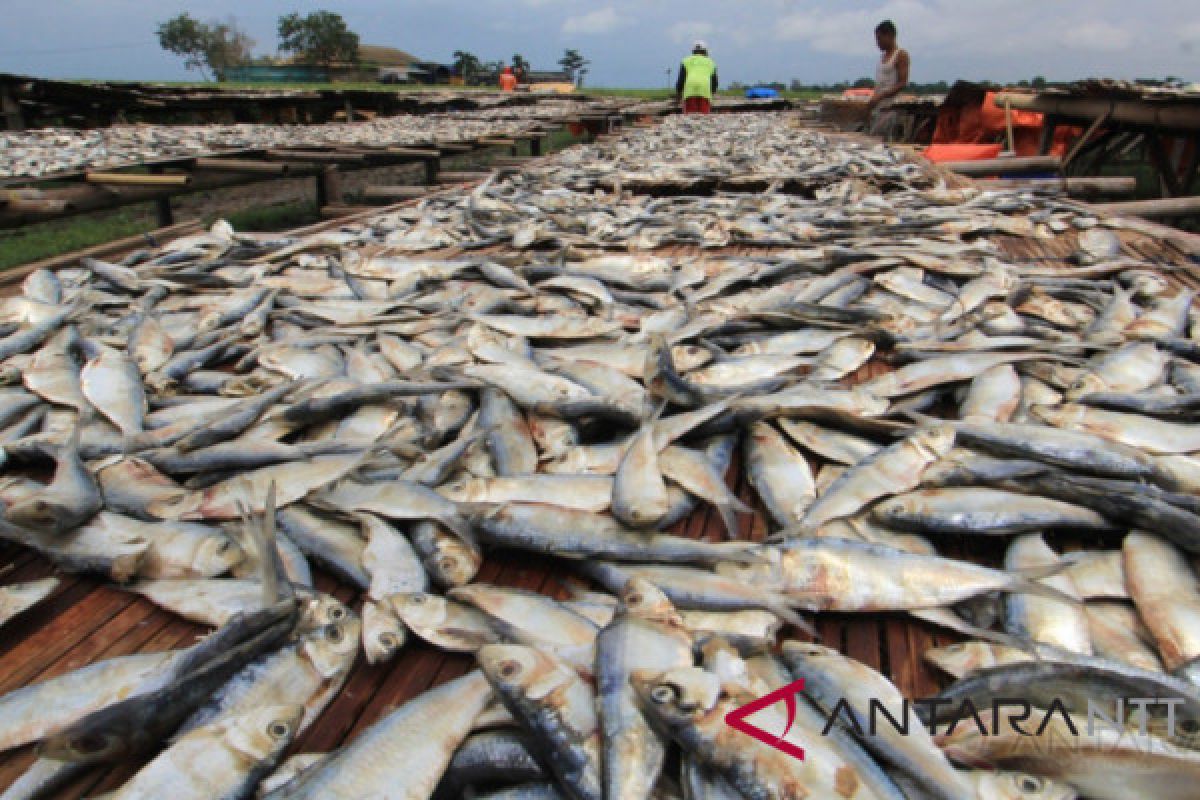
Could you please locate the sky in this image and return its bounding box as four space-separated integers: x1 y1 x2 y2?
1 0 1197 88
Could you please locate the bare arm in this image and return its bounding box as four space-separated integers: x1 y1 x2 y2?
675 64 686 100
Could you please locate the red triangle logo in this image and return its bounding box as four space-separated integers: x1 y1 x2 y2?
724 678 807 761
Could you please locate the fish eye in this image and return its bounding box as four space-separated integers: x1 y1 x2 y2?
650 684 677 705
327 626 344 643
497 659 522 679
410 594 426 605
625 593 644 606
328 606 347 621
268 721 291 739
380 633 400 648
1018 775 1042 792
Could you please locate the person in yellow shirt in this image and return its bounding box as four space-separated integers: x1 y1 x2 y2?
675 41 718 114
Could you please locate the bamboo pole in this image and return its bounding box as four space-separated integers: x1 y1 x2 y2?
437 170 492 184
0 218 204 286
362 186 430 201
1094 196 1200 219
85 171 191 187
975 176 1137 196
265 149 365 163
386 147 442 159
995 92 1200 132
940 156 1062 176
193 158 292 174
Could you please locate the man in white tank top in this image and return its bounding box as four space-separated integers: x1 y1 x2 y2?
867 19 910 139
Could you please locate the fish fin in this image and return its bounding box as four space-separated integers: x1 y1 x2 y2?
1010 561 1071 582
1006 575 1081 606
713 503 742 541
697 338 730 361
437 513 480 549
712 542 769 565
908 608 1031 650
767 601 818 639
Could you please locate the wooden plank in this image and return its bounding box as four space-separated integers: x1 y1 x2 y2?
0 585 137 690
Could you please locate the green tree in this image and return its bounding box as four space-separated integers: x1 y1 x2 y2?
558 48 589 84
453 50 481 82
277 11 359 66
1031 75 1047 90
512 53 530 78
157 13 255 81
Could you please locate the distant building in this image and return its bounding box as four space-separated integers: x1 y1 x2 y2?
226 45 450 84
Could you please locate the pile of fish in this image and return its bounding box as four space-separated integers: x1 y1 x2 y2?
0 112 1196 799
530 113 927 191
0 98 626 180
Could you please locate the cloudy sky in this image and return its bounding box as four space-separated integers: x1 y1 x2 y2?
2 0 1196 87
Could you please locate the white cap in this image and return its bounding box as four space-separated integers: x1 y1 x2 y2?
693 40 708 51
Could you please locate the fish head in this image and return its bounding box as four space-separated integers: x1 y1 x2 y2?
1028 404 1076 428
617 577 681 624
631 666 722 732
362 600 407 665
923 641 993 679
671 345 713 372
300 593 353 630
1063 373 1107 401
427 540 480 587
911 425 957 461
144 490 203 521
302 616 362 679
477 643 572 699
970 770 1077 800
191 532 245 577
223 704 305 764
391 592 449 630
5 497 77 533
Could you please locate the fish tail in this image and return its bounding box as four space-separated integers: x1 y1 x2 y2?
767 600 818 638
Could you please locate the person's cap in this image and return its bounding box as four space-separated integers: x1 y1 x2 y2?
693 40 708 51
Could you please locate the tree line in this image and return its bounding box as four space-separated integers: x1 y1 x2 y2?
157 11 359 80
451 49 590 86
158 11 590 87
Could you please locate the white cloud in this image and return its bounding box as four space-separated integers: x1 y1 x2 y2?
1063 21 1133 52
563 7 624 35
668 21 715 45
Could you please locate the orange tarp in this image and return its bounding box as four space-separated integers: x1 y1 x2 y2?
932 91 1080 157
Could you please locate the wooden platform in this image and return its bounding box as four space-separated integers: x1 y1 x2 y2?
0 125 1198 796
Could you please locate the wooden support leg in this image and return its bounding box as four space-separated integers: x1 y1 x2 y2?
1038 116 1059 156
531 136 543 157
148 165 174 226
1147 134 1183 197
0 87 23 131
317 166 343 208
423 157 440 185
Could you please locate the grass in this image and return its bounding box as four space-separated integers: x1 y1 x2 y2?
0 116 589 271
0 208 153 271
